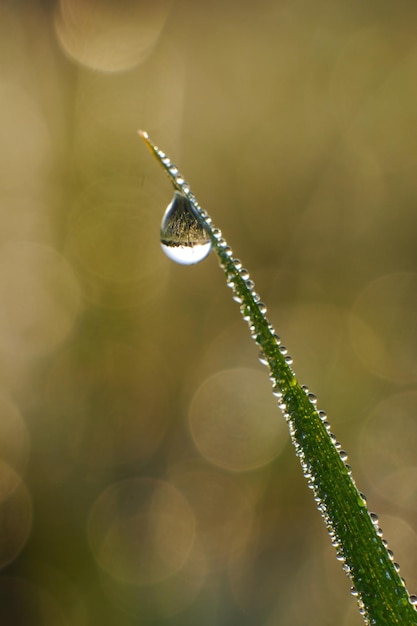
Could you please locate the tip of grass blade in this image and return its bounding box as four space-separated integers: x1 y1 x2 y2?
137 130 184 193
138 129 152 150
138 129 164 168
138 129 149 140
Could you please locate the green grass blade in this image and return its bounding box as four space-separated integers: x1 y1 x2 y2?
139 130 417 625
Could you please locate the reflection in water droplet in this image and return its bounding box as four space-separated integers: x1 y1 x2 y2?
160 192 212 265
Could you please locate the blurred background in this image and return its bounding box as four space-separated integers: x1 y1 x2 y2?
1 0 417 624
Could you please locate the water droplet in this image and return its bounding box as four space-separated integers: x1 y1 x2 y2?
272 385 283 398
370 512 379 525
240 304 251 322
409 594 417 605
258 351 268 366
160 192 212 265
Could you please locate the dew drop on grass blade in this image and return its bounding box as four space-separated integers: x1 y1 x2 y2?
160 191 212 265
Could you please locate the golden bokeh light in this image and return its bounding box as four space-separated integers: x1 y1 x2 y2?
54 0 172 73
189 368 287 472
87 478 196 585
70 45 185 184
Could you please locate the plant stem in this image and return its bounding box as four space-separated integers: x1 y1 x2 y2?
139 130 417 625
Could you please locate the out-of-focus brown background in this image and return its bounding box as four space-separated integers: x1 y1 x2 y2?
1 0 417 624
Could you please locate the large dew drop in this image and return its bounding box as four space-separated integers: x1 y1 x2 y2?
160 192 212 265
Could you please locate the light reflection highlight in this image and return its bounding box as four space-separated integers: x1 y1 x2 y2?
169 462 255 568
100 538 207 620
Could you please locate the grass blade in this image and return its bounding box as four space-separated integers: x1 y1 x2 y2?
139 130 417 625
